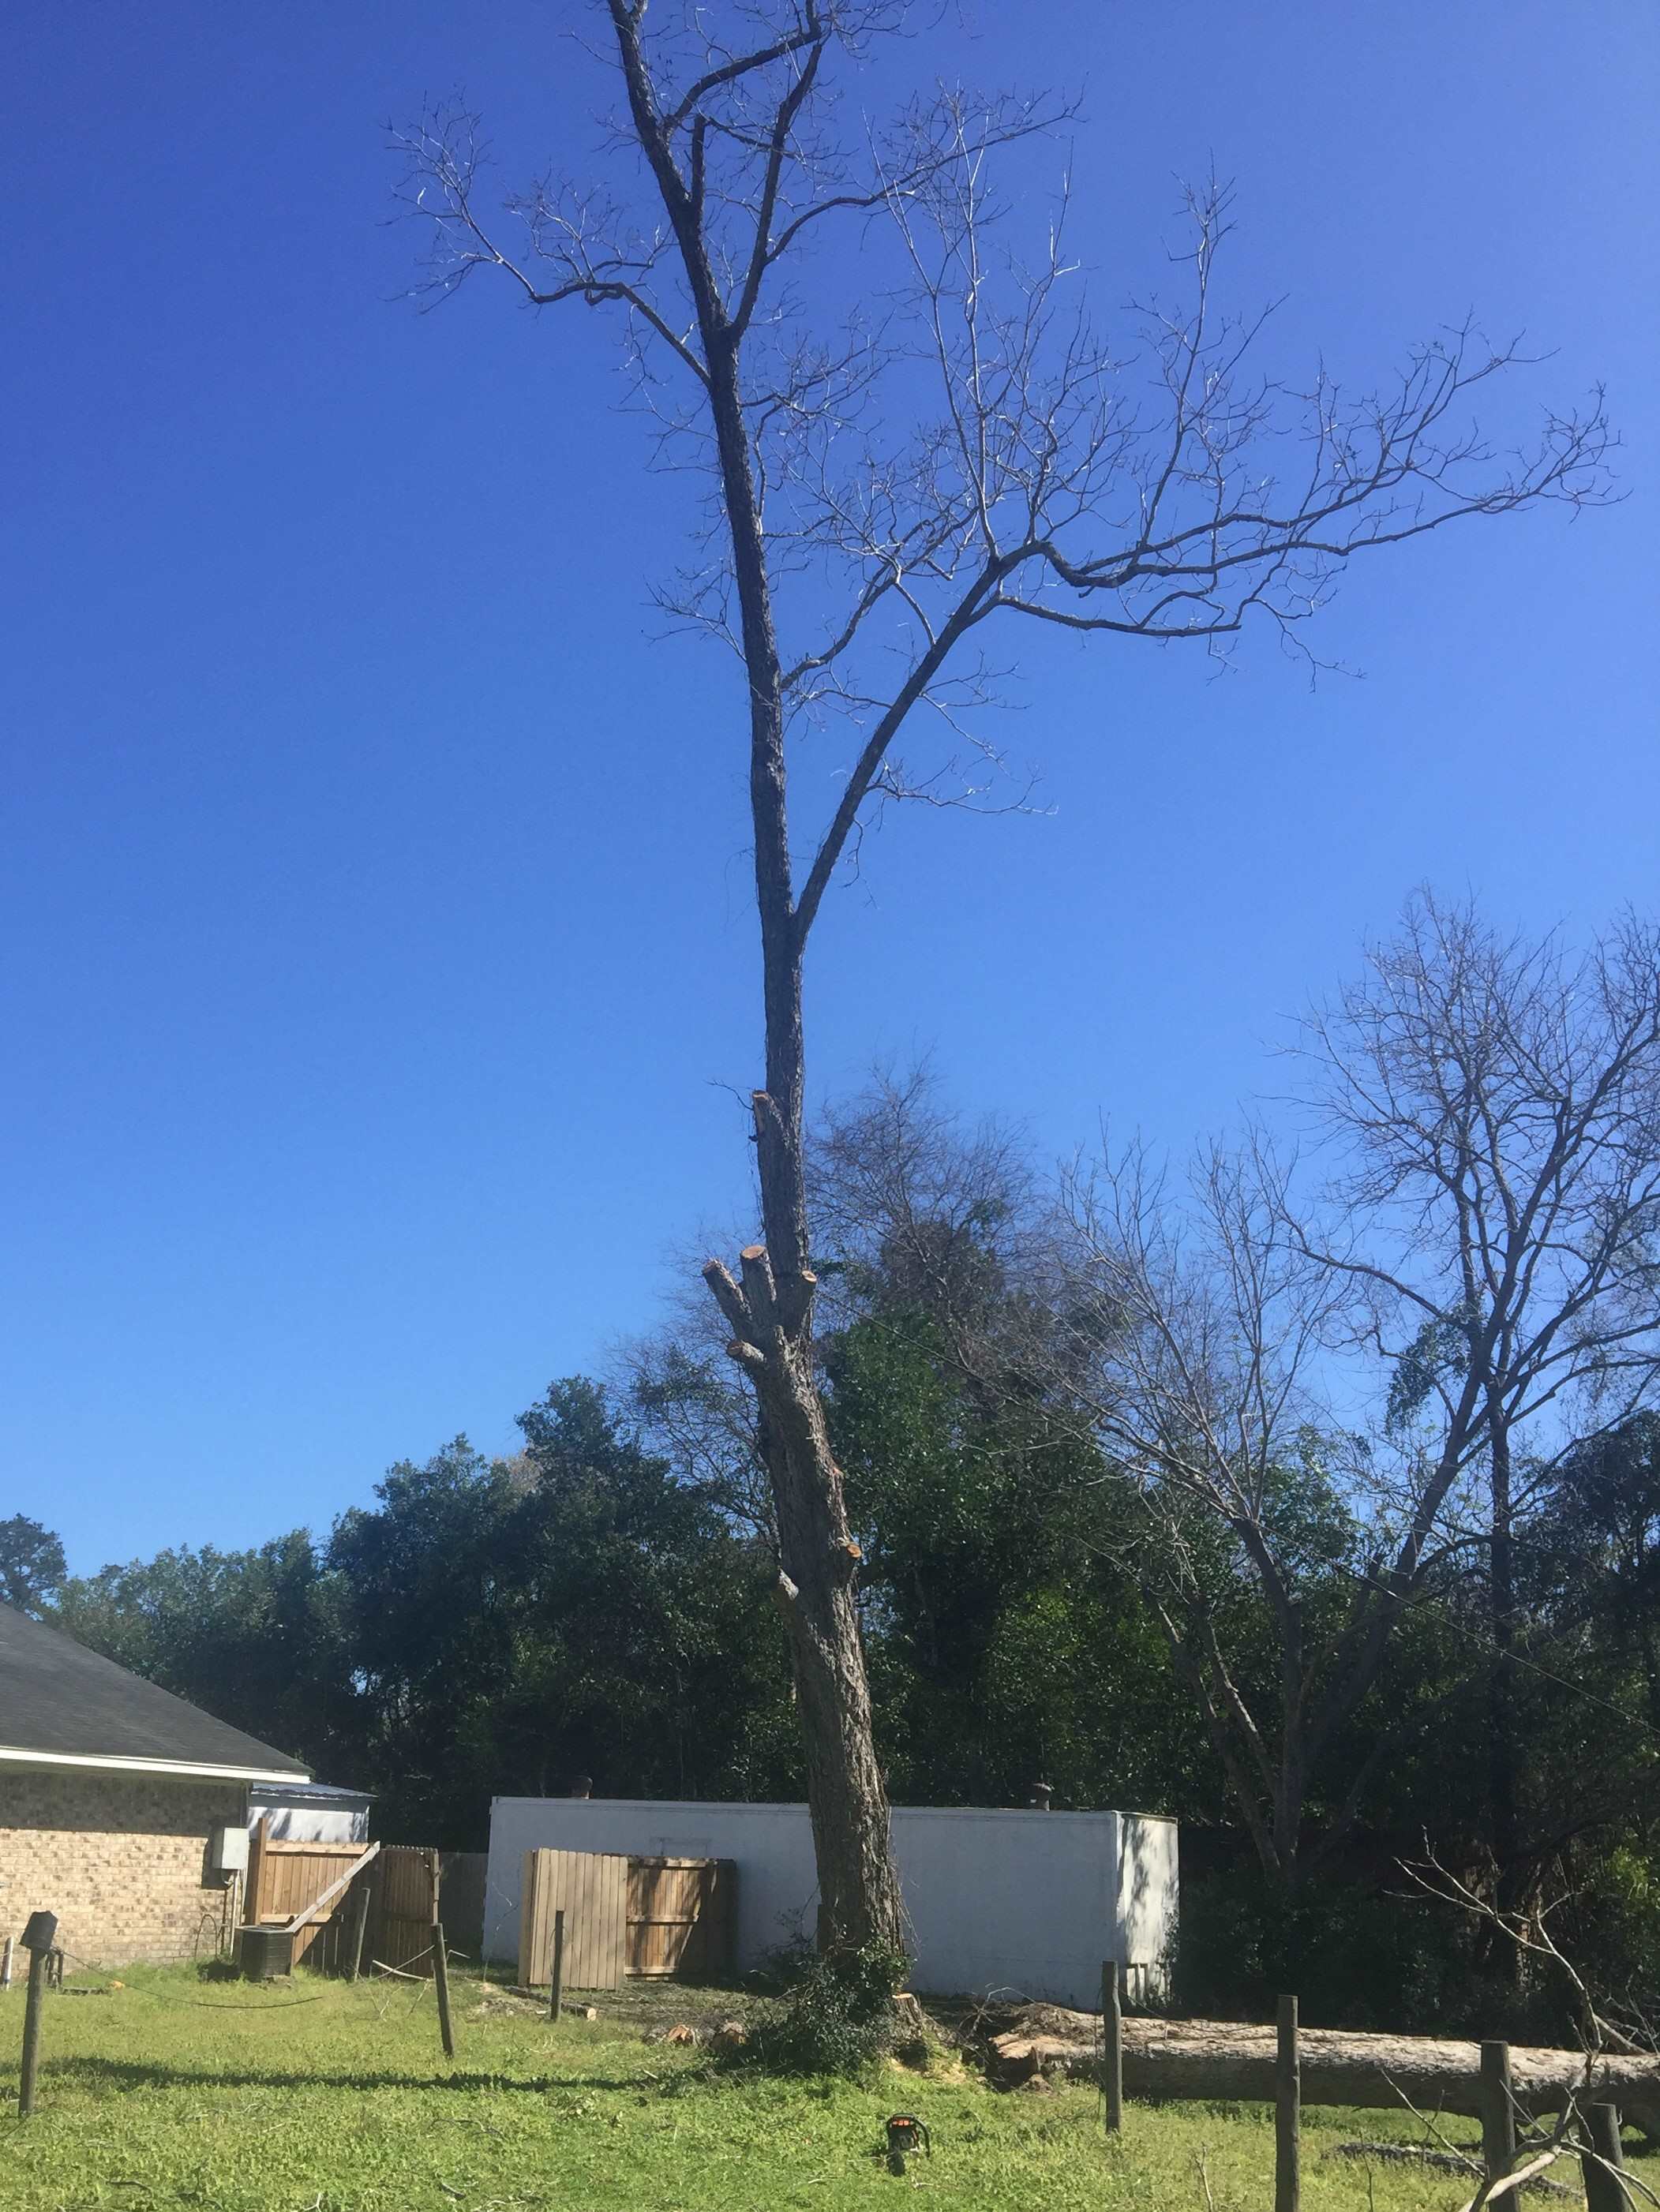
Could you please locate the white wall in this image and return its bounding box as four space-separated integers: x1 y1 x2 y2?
487 1798 819 1983
485 1798 1176 2009
890 1806 1119 2005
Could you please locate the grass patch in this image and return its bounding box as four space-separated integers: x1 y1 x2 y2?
2 1963 1651 2210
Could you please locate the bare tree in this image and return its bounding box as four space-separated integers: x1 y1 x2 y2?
811 1067 1040 1347
1050 1136 1478 1891
392 2 1612 1956
1295 896 1660 1958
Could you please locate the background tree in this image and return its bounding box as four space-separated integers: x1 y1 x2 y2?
35 1028 1660 2034
0 1513 66 1615
325 1435 524 1839
53 1531 359 1774
328 1383 795 1842
1296 896 1660 1962
393 0 1609 1959
1046 1137 1475 1894
632 1071 1216 1813
1542 1415 1660 1734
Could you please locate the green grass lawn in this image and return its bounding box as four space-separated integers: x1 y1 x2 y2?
0 1964 1642 2212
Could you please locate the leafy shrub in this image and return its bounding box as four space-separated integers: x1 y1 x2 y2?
722 1941 909 2078
1175 1866 1502 2034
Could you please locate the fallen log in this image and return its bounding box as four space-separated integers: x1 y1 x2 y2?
987 2012 1660 2138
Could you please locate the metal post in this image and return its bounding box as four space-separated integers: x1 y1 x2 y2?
433 1922 455 2060
1276 1996 1301 2212
549 1909 566 2023
1481 2041 1516 2184
1583 2103 1631 2212
1101 1959 1122 2133
426 1848 454 2060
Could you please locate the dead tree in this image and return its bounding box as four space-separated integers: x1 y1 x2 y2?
1049 1136 1474 1892
392 2 1612 1958
1295 896 1660 1962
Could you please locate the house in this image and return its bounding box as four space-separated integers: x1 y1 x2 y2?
0 1602 314 1966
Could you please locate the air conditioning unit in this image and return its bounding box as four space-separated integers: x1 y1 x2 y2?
240 1925 295 1978
212 1823 250 1875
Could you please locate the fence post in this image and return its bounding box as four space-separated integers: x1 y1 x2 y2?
1480 2041 1516 2184
549 1909 566 2023
1583 2104 1631 2212
347 1866 373 1984
1 1936 13 1989
17 1911 58 2120
1276 1996 1300 2212
429 1850 455 2060
1101 1959 1123 2133
432 1926 455 2060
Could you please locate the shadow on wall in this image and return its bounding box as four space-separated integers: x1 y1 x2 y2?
1119 1815 1178 2005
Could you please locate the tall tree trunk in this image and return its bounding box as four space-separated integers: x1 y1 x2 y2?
1487 1409 1523 1986
1274 1593 1307 1898
703 1117 905 1958
696 338 905 1960
751 1293 904 1956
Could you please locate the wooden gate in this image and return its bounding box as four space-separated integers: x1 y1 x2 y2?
519 1849 736 1989
626 1857 736 1979
370 1845 440 1975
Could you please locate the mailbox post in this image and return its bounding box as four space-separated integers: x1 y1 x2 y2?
18 1909 58 2118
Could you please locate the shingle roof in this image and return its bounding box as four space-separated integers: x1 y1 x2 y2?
0 1604 309 1779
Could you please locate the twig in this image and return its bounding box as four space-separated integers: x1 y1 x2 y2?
1456 2147 1566 2212
1329 2144 1575 2198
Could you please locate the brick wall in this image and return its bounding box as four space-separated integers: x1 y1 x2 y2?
0 1768 246 1967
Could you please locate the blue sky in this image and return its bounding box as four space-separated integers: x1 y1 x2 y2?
5 2 1656 1574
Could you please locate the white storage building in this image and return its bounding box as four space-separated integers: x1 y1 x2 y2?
485 1795 1176 2009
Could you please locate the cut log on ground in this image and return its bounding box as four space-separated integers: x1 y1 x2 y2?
986 2011 1660 2139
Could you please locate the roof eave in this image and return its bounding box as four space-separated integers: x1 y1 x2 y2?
0 1744 310 1787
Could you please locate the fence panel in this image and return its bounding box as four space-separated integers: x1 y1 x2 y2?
372 1845 439 1976
245 1825 373 1968
438 1852 488 1957
520 1849 734 1987
519 1849 628 1989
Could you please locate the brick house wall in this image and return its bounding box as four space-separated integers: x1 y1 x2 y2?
0 1768 246 1967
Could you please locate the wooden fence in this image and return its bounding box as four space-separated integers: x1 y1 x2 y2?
519 1849 736 1990
437 1851 487 1959
245 1828 373 1971
368 1847 489 1976
241 1825 488 1978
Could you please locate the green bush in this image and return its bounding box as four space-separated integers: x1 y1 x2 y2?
1175 1866 1514 2035
724 1941 909 2078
